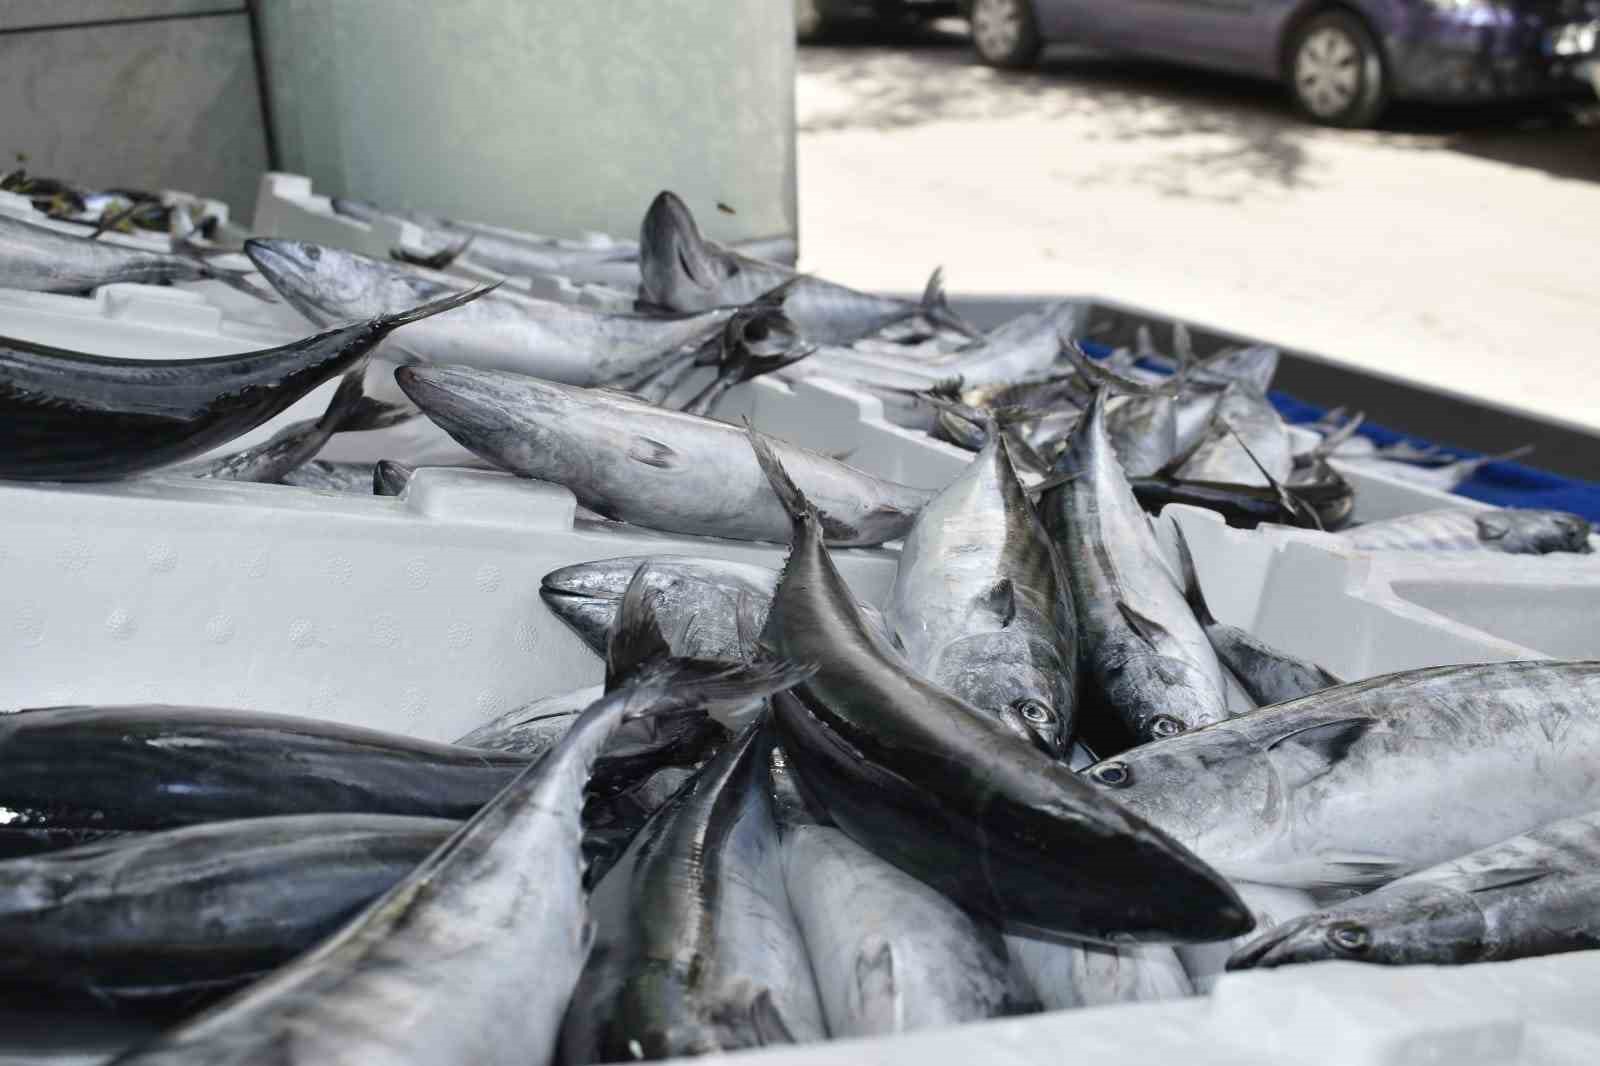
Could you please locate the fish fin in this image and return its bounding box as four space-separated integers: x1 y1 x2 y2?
1308 411 1366 462
626 435 679 470
1116 600 1171 649
372 459 414 497
1224 423 1321 531
743 419 813 526
1265 718 1375 788
854 937 899 1027
1170 525 1216 627
390 234 475 271
919 266 982 340
733 590 766 663
1136 324 1157 358
339 397 417 432
374 282 499 332
1311 851 1410 885
1023 470 1081 498
747 990 798 1047
623 658 814 722
1172 322 1193 366
316 371 370 432
1450 445 1534 481
976 578 1017 628
1458 866 1551 894
1475 515 1511 542
1062 340 1178 397
605 565 675 689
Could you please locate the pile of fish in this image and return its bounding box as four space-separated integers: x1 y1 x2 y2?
1 179 1598 1065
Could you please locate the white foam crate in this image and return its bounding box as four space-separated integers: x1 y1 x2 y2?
251 173 639 310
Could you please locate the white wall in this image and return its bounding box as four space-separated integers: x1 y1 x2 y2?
254 0 797 244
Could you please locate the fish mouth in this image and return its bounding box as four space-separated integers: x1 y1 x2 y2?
640 191 717 296
1224 913 1323 971
394 364 532 462
538 587 615 655
244 239 332 323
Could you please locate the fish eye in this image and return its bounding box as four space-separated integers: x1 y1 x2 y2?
1014 698 1054 725
744 320 770 343
1325 922 1370 954
1090 761 1131 788
1148 714 1185 739
304 244 321 262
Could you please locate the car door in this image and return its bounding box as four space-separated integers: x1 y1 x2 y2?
1118 0 1288 77
1029 0 1149 53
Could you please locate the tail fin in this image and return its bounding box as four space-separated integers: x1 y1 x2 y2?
372 459 415 497
1308 411 1366 463
623 657 816 722
1225 424 1321 531
744 421 813 527
1171 524 1216 627
315 371 370 433
919 267 982 340
391 234 475 271
340 397 418 432
1443 444 1534 484
606 564 677 690
374 281 498 333
1062 339 1177 397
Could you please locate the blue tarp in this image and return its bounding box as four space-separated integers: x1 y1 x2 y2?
1077 340 1600 522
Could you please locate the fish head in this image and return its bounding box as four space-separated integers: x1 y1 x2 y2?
1082 721 1274 869
395 364 603 481
1103 651 1231 744
246 239 447 327
639 191 729 308
1225 884 1483 970
538 587 616 655
933 636 1071 758
1477 509 1593 554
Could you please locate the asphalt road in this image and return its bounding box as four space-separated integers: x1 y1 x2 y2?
794 20 1600 435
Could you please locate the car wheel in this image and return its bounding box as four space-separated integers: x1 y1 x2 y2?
1286 10 1387 127
970 0 1040 69
796 0 828 43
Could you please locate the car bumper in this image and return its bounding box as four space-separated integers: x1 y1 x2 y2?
1387 7 1600 102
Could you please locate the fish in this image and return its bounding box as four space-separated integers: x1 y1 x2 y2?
1105 393 1180 477
0 704 529 838
282 460 381 494
1129 466 1352 532
923 300 1086 385
1176 385 1292 487
1333 446 1533 493
639 190 976 344
1227 809 1600 970
396 365 933 546
1172 526 1343 705
1004 934 1192 1010
0 213 266 298
748 424 1251 943
884 435 1077 757
1340 508 1593 555
679 292 815 417
1081 660 1600 890
0 814 456 1001
0 284 489 481
454 685 601 756
773 750 1030 1035
245 240 730 387
540 555 897 666
372 458 415 496
185 371 413 484
1037 390 1230 749
1174 882 1317 992
559 716 827 1062
112 658 808 1066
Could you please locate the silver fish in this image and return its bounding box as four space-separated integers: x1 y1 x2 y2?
1332 445 1532 493
1004 934 1192 1010
113 663 806 1066
639 191 975 344
1082 661 1600 890
1038 390 1229 746
885 436 1076 756
1176 385 1292 487
246 239 730 387
560 716 826 1061
0 212 265 298
1174 881 1317 992
372 458 415 496
1228 809 1600 970
924 300 1085 385
1105 393 1180 477
283 460 382 494
1172 526 1343 705
453 684 601 756
396 365 933 546
1341 508 1593 555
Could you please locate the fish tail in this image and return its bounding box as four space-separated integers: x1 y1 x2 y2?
919 266 983 340
374 281 499 332
626 658 816 722
744 420 814 527
1062 340 1174 397
606 564 678 689
1310 410 1367 462
391 234 475 271
316 370 370 433
1170 524 1217 627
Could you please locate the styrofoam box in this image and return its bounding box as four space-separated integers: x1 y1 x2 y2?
251 173 640 310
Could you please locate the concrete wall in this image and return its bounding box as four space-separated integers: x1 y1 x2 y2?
253 0 797 243
0 2 271 217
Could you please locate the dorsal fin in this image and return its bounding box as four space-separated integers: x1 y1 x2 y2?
1117 600 1170 648
1265 718 1374 789
1170 525 1216 627
1225 424 1321 531
976 578 1017 627
605 564 674 690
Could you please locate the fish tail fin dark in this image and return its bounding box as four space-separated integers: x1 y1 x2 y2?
919 266 982 340
1063 340 1174 397
391 234 475 271
1225 423 1322 531
1464 444 1534 474
606 564 677 689
372 459 415 497
375 282 499 333
744 420 813 528
316 370 370 432
1310 410 1366 462
1170 524 1216 626
339 396 418 432
625 657 816 722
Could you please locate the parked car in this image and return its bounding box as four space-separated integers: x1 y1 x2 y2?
797 0 961 40
963 0 1600 127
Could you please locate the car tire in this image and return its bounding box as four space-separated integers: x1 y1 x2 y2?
796 0 829 43
1286 10 1387 127
970 0 1041 69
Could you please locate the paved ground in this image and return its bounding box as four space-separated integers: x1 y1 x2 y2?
794 21 1600 434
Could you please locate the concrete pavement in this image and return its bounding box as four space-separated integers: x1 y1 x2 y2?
794 23 1600 436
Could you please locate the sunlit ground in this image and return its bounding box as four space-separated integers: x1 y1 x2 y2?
795 18 1600 433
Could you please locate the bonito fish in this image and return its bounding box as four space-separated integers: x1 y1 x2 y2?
0 212 265 298
1340 507 1593 555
